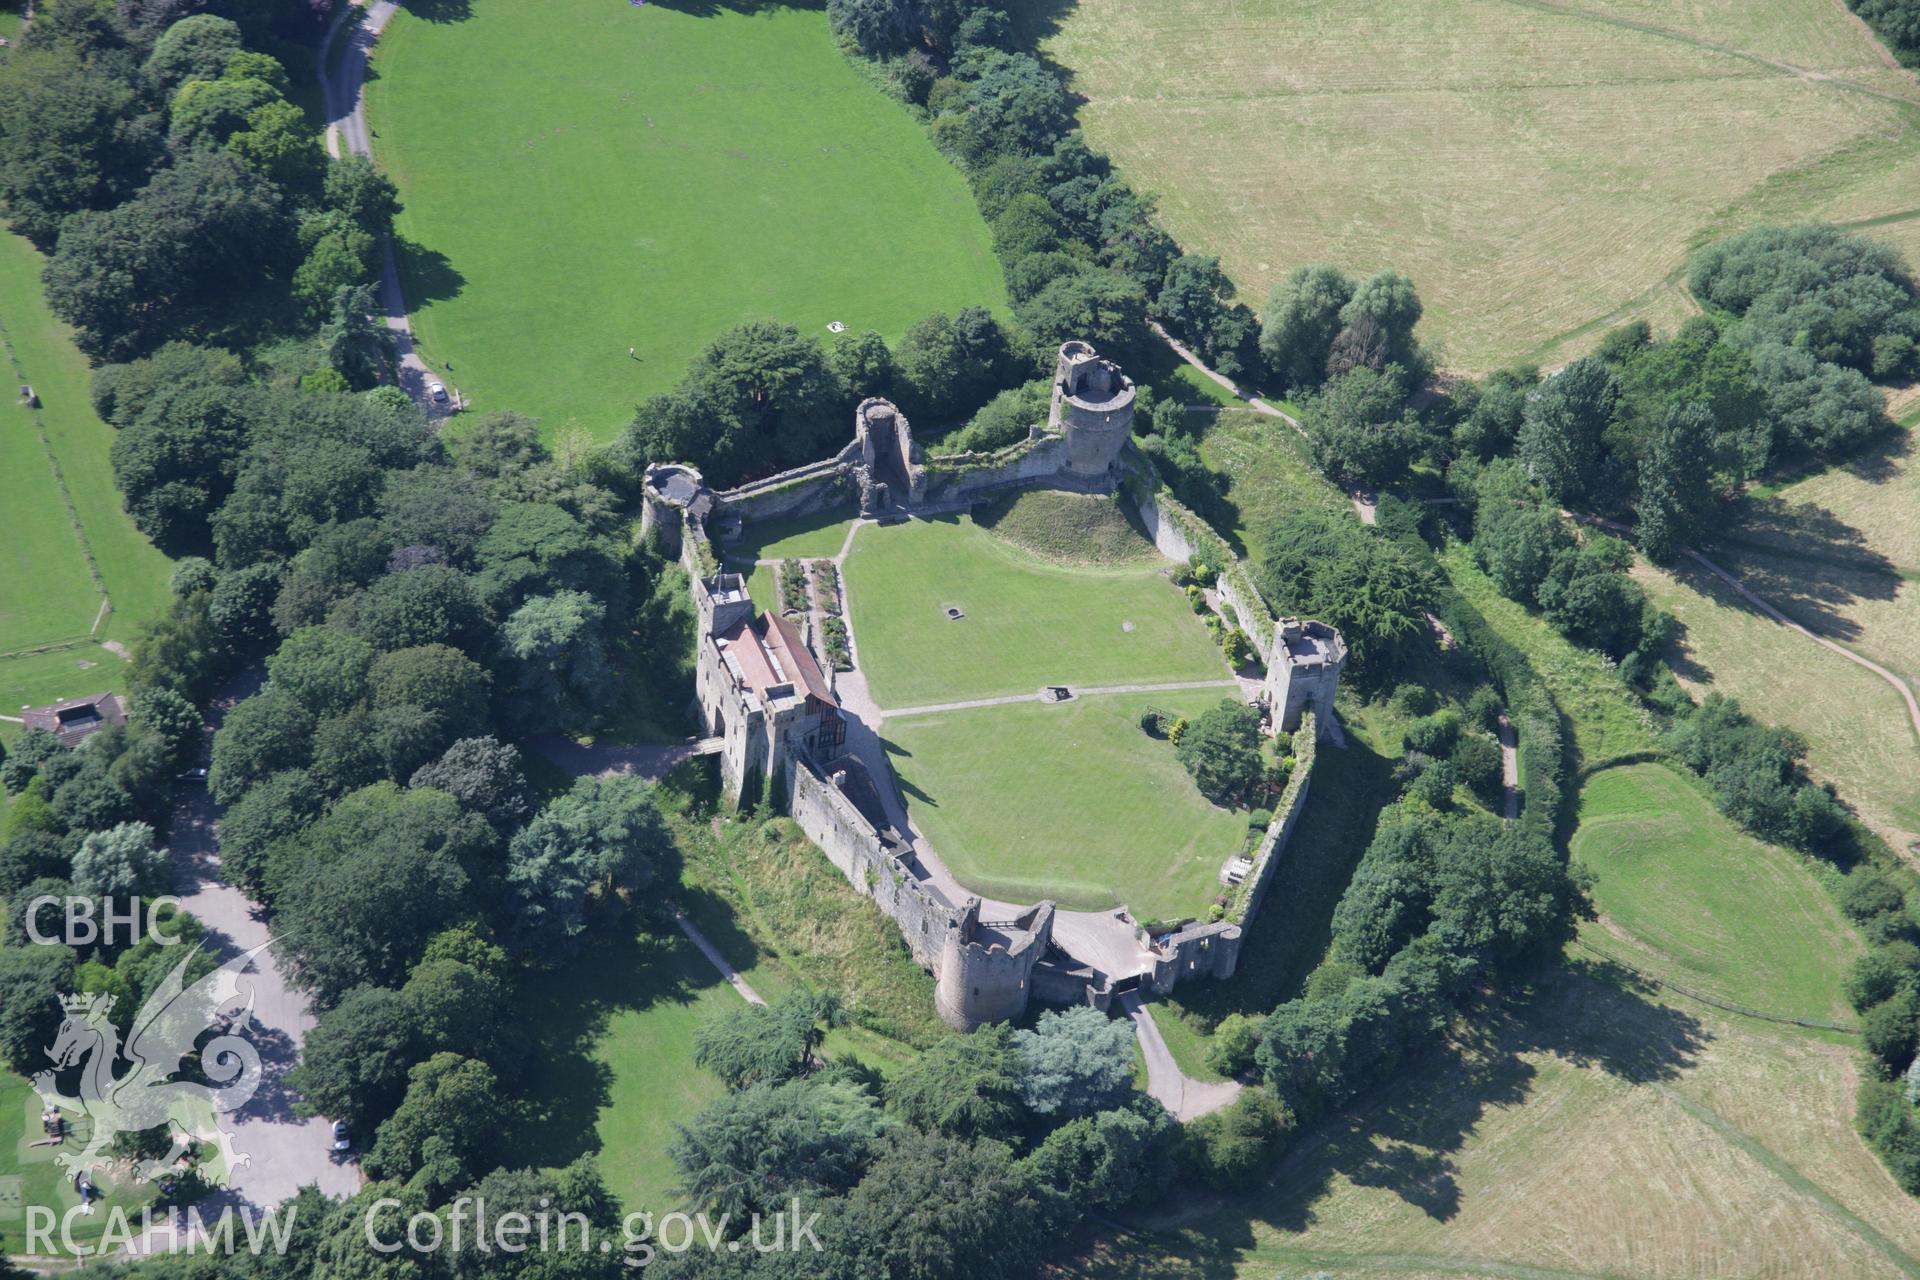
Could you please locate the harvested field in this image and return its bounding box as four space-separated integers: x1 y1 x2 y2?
1027 0 1920 375
1069 966 1920 1279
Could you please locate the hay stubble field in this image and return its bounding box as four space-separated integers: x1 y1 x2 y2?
1028 0 1920 375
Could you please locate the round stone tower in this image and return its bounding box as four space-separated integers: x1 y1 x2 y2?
933 899 1054 1031
639 462 708 559
1050 341 1136 480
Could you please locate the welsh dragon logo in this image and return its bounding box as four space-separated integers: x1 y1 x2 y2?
32 943 269 1184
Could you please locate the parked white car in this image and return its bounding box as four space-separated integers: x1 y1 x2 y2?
427 381 449 405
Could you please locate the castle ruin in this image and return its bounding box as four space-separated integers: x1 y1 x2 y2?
643 342 1341 1031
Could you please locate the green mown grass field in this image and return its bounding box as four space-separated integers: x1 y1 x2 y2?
366 0 1006 442
0 230 171 719
883 689 1249 919
1572 762 1860 1026
842 514 1227 708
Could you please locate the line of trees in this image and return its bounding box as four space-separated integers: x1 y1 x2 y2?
0 3 728 1264
652 996 1286 1278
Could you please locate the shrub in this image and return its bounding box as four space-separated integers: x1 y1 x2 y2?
1175 700 1264 806
1842 871 1910 926
1864 988 1920 1075
1848 943 1920 1014
1178 1088 1292 1191
1203 1013 1262 1078
1451 732 1503 799
1402 710 1461 757
778 558 808 614
1466 685 1504 732
1388 683 1438 718
821 616 852 671
1222 627 1255 669
1859 1076 1920 1194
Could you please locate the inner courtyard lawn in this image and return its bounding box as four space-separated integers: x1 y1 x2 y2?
1571 762 1860 1025
366 0 1006 442
842 514 1229 708
883 690 1250 919
725 508 856 564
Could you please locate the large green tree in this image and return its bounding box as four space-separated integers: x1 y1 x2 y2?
671 1077 892 1220
503 775 670 960
1514 356 1618 502
44 148 290 361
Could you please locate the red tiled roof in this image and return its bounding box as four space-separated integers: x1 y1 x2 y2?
713 614 838 711
764 611 837 710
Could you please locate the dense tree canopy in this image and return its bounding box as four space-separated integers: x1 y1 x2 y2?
1260 511 1435 676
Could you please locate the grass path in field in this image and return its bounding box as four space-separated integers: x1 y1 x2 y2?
1571 762 1860 1025
1073 967 1920 1279
883 689 1248 919
843 514 1227 708
1630 426 1920 856
367 0 1005 441
1637 553 1920 859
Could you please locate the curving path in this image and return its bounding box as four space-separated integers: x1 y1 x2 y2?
316 1 448 416
1680 544 1920 745
1121 993 1241 1122
1564 510 1920 748
1151 322 1379 524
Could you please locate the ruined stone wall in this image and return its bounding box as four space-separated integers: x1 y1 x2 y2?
920 434 1073 505
1232 708 1318 925
1148 921 1242 992
1127 480 1275 662
714 462 855 526
784 754 952 971
1031 957 1113 1011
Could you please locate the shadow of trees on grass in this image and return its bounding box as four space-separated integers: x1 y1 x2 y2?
1070 962 1709 1277
505 922 724 1171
